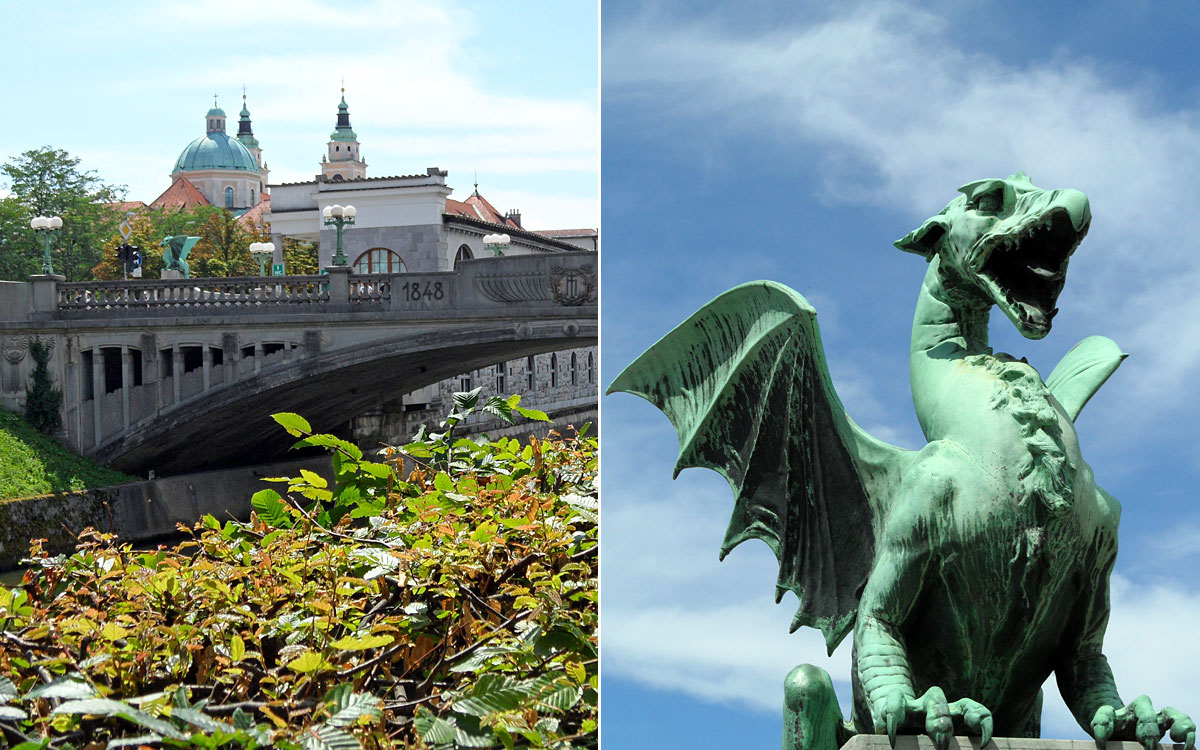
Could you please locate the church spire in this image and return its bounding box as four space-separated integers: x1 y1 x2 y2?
235 88 266 183
322 84 366 182
237 89 257 142
330 85 357 142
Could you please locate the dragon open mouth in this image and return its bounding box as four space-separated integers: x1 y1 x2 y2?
978 207 1089 337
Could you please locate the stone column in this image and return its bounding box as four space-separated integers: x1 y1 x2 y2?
222 333 237 385
91 348 102 446
120 345 131 432
202 345 212 391
171 343 181 405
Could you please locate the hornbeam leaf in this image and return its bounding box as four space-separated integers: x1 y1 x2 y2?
300 723 361 750
272 412 312 437
514 406 550 422
322 683 383 727
330 633 394 651
0 676 16 703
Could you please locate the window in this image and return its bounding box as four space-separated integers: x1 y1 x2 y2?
571 352 578 385
353 248 406 274
588 352 594 383
455 244 474 267
224 187 234 208
527 356 535 389
460 372 473 392
551 354 558 387
495 363 505 393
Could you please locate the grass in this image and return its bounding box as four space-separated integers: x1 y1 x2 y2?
0 407 138 499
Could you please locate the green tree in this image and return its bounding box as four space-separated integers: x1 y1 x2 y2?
93 205 225 280
0 196 38 279
192 208 255 277
282 236 320 275
0 147 125 281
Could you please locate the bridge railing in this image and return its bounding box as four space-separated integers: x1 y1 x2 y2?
57 275 330 311
349 274 391 305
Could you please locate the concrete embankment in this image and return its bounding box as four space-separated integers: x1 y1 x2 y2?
0 455 333 570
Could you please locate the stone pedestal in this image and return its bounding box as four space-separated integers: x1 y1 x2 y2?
28 274 64 313
161 269 183 280
843 737 1184 750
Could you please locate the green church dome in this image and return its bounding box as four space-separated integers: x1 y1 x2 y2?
173 132 259 173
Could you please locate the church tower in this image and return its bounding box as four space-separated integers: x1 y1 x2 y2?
321 88 366 182
236 92 269 190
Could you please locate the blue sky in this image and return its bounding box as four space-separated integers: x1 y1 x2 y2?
602 1 1200 747
0 0 597 231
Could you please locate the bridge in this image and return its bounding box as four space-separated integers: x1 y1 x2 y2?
0 253 596 475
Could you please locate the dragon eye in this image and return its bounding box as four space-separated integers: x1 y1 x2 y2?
974 190 1002 213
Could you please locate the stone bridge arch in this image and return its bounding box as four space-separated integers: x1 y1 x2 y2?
97 320 593 474
0 253 596 475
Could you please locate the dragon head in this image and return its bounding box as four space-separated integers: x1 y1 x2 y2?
895 173 1091 339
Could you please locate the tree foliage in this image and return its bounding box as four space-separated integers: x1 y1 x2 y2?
93 206 267 281
283 237 320 276
0 397 597 748
0 147 125 281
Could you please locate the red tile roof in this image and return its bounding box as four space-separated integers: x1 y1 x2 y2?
237 193 271 229
106 200 148 214
445 192 519 229
532 228 597 237
150 176 210 211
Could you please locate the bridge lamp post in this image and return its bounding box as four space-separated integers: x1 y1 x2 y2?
323 204 356 267
483 232 510 257
249 241 275 276
30 215 63 275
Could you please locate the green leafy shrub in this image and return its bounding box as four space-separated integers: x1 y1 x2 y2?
23 339 61 433
0 395 597 749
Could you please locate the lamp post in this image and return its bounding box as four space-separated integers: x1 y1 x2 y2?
30 215 63 275
483 232 511 257
322 204 356 267
249 241 276 276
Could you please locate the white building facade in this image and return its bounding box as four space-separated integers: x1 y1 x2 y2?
265 94 598 444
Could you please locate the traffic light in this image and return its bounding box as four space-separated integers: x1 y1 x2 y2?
116 243 141 277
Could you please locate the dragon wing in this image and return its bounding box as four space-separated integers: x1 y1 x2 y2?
1045 335 1126 421
608 281 914 653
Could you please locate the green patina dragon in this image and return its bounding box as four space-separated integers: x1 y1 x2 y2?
161 234 200 278
610 175 1195 750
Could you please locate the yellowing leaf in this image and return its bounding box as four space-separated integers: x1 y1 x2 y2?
286 650 331 673
230 634 245 663
331 633 395 651
100 623 129 641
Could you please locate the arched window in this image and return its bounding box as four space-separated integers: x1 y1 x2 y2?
551 353 558 387
455 244 474 267
571 352 578 385
527 355 535 389
353 248 406 274
224 187 234 208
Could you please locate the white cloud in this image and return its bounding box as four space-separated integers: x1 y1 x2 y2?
604 1 1200 434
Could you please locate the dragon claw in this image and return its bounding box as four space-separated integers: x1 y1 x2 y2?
981 715 993 747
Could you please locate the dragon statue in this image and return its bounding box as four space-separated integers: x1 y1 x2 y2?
609 174 1195 750
161 235 200 278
